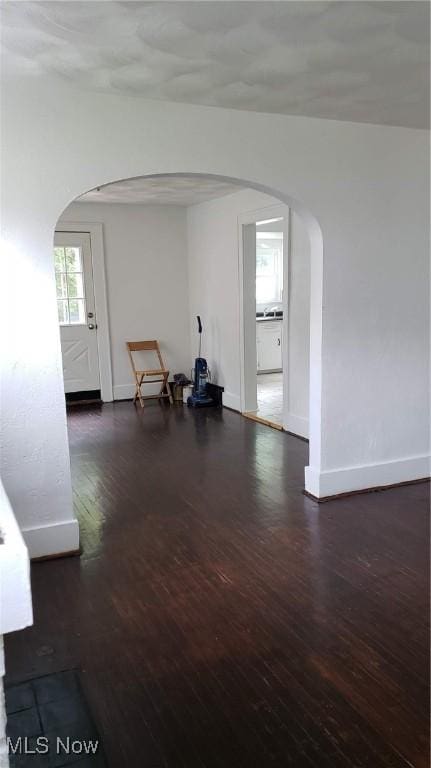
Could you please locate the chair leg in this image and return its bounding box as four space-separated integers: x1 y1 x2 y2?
157 377 166 401
135 374 145 408
132 371 172 409
165 376 174 405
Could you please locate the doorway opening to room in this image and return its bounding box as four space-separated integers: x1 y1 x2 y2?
255 215 285 429
55 231 100 404
240 203 310 439
54 224 113 406
53 172 318 463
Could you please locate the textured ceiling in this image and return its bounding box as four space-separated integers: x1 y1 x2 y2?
1 1 429 128
76 176 245 205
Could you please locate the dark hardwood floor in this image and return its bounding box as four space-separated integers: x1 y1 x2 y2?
6 402 430 768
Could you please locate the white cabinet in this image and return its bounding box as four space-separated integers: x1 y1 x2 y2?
256 320 282 372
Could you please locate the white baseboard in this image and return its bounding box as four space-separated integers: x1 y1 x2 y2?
284 413 309 439
305 454 431 499
113 383 135 400
114 383 241 412
222 392 241 411
113 383 176 400
21 519 80 559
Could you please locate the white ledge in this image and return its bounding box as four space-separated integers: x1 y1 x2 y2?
0 479 33 635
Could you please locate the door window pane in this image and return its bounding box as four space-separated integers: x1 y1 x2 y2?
65 247 82 272
66 272 84 298
54 248 66 272
54 244 88 326
55 273 67 299
57 300 69 324
68 299 85 324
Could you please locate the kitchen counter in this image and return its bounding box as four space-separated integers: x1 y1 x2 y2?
256 314 283 322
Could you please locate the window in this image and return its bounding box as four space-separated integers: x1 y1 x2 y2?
256 231 283 305
54 246 86 325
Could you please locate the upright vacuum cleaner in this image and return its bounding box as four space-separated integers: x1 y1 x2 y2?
187 316 214 407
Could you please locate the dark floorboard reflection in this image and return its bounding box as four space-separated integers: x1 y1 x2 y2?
5 402 430 768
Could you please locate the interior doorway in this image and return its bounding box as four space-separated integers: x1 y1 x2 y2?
54 231 100 398
240 202 310 438
55 223 113 403
255 216 285 428
54 173 319 488
239 204 289 431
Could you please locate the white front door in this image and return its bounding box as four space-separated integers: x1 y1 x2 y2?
54 232 100 393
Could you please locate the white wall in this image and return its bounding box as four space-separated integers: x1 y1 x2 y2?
60 196 310 429
0 478 33 765
0 640 6 768
287 211 311 438
1 71 429 552
59 202 190 400
187 189 275 410
187 190 311 437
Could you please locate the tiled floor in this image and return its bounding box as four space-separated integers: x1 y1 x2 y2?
256 372 283 426
5 671 106 767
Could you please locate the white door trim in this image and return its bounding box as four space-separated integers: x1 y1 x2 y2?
238 203 289 420
55 222 113 402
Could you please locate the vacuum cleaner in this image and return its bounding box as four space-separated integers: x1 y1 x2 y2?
187 316 214 407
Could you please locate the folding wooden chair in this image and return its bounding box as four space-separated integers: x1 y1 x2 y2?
126 340 173 409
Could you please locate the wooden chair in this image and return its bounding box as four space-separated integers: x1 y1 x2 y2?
126 340 173 409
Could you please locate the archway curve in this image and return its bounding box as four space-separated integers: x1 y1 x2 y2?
55 171 323 485
61 171 323 253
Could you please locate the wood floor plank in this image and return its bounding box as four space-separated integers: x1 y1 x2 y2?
5 402 430 767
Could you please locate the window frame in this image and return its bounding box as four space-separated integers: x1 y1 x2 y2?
256 230 284 306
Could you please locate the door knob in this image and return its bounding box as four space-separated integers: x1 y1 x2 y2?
88 323 95 330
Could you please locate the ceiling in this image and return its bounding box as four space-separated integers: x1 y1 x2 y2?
76 176 245 206
1 1 429 129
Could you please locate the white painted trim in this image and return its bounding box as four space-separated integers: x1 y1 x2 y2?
114 383 242 412
285 413 309 440
240 222 258 413
56 222 113 402
21 519 80 560
281 210 290 433
239 205 303 438
113 383 135 400
222 392 241 412
305 454 431 499
0 479 33 635
0 638 6 768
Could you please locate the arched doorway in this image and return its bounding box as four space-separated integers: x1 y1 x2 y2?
54 172 323 488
